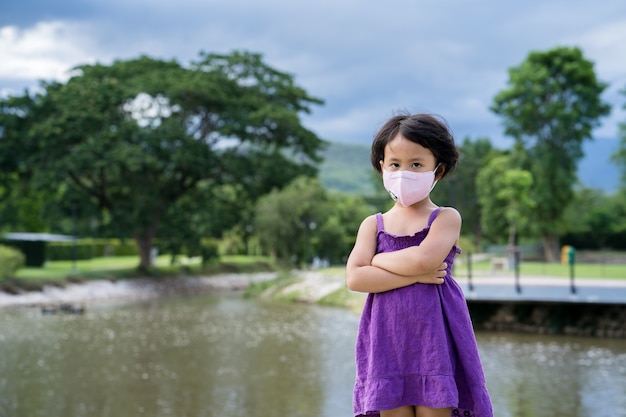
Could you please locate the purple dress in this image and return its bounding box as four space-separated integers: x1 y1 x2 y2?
353 208 493 417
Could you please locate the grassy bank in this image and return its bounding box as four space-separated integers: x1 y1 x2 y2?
2 255 278 294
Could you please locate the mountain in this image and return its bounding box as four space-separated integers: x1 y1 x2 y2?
318 139 621 195
318 142 373 195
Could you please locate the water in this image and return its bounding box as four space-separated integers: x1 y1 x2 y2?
478 333 626 417
1 293 624 417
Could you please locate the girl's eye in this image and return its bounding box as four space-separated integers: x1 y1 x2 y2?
412 163 422 168
390 163 400 168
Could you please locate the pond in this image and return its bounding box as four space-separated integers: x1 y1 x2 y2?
0 293 624 417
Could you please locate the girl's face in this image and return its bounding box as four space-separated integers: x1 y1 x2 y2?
379 133 438 174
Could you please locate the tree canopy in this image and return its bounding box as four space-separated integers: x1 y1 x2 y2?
432 136 497 249
254 176 372 266
612 86 626 188
0 51 326 269
491 46 611 261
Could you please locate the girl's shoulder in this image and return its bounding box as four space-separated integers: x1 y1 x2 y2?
430 206 462 228
358 213 381 232
434 206 461 218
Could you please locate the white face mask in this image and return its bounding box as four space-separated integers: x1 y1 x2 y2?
382 165 439 207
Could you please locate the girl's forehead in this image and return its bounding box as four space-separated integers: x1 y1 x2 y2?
384 135 434 159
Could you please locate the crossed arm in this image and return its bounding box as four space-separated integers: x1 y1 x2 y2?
345 209 461 293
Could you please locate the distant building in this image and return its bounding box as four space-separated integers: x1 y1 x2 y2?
2 233 76 267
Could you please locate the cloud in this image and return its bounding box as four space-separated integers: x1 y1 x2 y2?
1 0 625 146
0 21 100 83
566 16 626 87
565 17 626 139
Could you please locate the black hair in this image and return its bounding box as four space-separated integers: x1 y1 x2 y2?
370 112 459 179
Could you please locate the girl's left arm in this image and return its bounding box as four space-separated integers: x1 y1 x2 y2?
346 215 446 293
371 207 461 276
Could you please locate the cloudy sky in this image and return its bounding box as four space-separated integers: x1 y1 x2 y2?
1 0 626 149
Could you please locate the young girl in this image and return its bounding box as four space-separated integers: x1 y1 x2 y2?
346 113 493 417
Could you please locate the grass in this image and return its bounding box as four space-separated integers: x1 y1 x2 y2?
243 270 301 300
453 259 626 280
520 262 626 279
15 256 154 280
325 261 626 281
14 255 278 280
319 286 366 313
1 254 278 294
13 255 197 282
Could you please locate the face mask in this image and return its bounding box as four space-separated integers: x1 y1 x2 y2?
382 165 439 207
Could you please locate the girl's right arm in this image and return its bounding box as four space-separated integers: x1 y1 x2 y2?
345 215 446 293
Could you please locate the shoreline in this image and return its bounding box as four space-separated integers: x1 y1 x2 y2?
3 271 625 338
0 272 280 310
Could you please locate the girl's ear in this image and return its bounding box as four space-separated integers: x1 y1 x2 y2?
435 164 446 180
379 160 384 170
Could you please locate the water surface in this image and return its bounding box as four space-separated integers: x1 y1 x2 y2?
0 293 624 417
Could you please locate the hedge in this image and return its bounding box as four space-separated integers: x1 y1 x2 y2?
47 239 139 261
0 244 25 279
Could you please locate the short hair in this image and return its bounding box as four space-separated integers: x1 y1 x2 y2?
370 112 459 179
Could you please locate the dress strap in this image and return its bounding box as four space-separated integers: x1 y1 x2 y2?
427 207 443 227
375 213 384 232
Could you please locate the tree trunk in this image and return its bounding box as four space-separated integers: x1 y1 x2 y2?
542 233 560 263
506 226 518 270
134 223 158 270
473 223 483 253
508 225 516 249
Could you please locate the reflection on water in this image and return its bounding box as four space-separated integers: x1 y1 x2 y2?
0 294 625 417
478 332 626 417
0 294 358 417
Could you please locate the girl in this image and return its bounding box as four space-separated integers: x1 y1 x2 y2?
346 113 493 417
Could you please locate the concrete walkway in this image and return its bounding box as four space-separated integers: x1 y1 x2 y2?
455 273 626 304
288 270 626 305
283 270 626 305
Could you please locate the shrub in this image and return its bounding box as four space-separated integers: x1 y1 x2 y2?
457 235 475 254
201 240 220 265
47 238 140 260
0 244 25 279
109 239 139 256
46 241 94 261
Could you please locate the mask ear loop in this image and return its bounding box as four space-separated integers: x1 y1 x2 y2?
433 163 442 176
430 163 442 192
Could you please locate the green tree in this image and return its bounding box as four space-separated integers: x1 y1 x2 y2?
0 51 325 269
432 136 498 251
315 193 374 264
498 170 536 248
476 154 535 247
491 46 611 261
254 177 330 266
606 192 626 249
0 176 48 233
364 169 393 213
612 86 626 188
608 87 626 250
254 177 373 266
560 187 618 249
0 94 50 233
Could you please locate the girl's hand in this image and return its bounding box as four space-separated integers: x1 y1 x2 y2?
411 261 447 284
